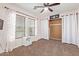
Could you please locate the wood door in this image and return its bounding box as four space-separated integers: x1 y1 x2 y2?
49 18 62 40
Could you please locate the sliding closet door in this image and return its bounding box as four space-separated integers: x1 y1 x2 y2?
49 18 62 40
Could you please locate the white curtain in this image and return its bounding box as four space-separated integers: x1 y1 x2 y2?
5 9 16 52
77 11 79 47
60 10 78 45
0 8 16 53
0 8 8 53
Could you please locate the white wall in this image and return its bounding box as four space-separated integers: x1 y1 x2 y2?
37 19 41 38
40 19 49 39
37 17 49 40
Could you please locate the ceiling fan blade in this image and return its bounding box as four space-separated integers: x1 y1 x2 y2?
40 9 44 13
43 3 47 6
48 8 53 12
43 3 49 6
49 3 60 6
34 6 45 9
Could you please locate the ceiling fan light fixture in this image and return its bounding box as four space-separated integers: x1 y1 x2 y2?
44 7 48 11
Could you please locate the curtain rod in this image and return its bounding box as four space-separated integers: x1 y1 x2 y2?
4 6 35 18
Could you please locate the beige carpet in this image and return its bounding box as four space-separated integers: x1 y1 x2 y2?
0 39 79 56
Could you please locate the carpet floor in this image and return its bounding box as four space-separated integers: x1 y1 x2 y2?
0 39 79 56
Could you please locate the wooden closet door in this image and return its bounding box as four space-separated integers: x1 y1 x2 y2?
49 19 62 40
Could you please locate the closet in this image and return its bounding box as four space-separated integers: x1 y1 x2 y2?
49 18 62 40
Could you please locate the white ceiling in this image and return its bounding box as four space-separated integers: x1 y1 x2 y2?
15 3 79 17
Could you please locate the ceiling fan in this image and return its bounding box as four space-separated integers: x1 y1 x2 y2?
34 3 60 13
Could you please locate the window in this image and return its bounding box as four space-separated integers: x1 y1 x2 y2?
15 14 35 39
28 18 35 36
16 15 25 38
